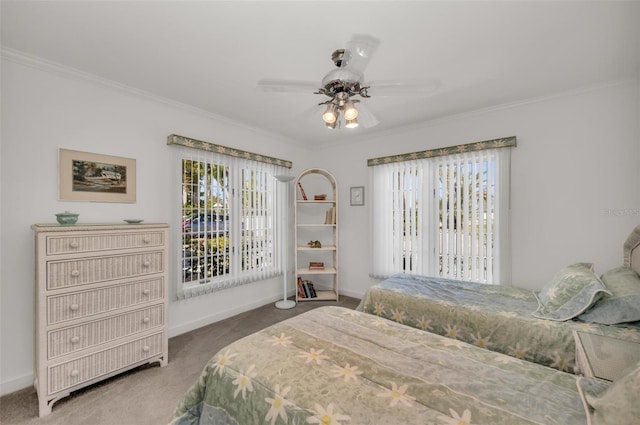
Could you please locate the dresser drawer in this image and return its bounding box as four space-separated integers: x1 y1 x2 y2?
48 304 164 359
46 251 164 290
47 278 164 325
47 332 164 395
33 223 169 417
45 231 165 255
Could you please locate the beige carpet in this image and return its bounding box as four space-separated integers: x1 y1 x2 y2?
0 296 360 425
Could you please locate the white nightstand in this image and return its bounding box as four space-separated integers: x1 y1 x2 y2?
574 331 640 381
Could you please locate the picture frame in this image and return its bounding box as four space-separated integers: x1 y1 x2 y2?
350 186 364 206
59 149 136 203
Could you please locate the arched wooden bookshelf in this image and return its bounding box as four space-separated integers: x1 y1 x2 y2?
294 168 338 302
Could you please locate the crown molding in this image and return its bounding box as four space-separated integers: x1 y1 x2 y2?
342 76 639 149
0 47 299 145
3 47 635 152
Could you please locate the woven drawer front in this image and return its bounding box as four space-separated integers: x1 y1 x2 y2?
48 305 164 359
46 231 165 255
47 278 164 325
46 251 164 290
47 333 163 395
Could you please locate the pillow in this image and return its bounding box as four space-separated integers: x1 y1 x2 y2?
577 361 640 425
532 263 610 321
578 266 640 324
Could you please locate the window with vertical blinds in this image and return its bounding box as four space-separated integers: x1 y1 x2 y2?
370 141 513 284
176 146 289 299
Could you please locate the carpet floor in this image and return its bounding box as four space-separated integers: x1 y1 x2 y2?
0 296 360 425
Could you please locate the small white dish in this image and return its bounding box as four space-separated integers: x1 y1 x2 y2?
124 219 144 224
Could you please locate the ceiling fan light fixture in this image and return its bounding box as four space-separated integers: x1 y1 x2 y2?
259 34 442 133
322 103 338 124
343 99 358 120
345 117 359 129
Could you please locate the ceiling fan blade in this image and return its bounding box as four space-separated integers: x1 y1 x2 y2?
354 102 380 129
366 78 441 97
256 78 318 94
341 34 380 75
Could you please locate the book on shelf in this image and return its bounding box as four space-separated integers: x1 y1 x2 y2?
324 206 336 224
304 282 317 298
297 182 308 200
309 261 325 270
298 278 317 298
297 277 306 298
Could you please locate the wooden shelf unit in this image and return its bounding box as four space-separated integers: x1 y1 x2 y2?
294 168 338 302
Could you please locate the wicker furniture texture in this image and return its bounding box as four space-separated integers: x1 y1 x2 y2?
31 223 169 417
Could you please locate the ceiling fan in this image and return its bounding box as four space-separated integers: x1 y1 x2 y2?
256 34 440 130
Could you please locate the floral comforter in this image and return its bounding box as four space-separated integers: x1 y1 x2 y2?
356 274 640 373
170 306 589 425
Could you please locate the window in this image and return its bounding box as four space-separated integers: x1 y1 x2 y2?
370 141 513 284
175 143 289 299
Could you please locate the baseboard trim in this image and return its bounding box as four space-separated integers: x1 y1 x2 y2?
168 292 289 338
340 290 364 302
0 373 33 397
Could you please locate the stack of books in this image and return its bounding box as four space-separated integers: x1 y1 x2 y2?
309 261 325 270
297 277 317 298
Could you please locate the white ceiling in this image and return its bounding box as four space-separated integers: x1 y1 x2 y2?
2 1 639 147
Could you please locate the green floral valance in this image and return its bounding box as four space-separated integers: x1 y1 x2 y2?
367 136 516 166
167 134 292 168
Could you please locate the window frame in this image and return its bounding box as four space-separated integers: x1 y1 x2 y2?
369 141 513 284
175 147 288 299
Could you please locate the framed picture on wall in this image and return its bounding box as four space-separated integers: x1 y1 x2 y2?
59 149 136 203
350 186 364 206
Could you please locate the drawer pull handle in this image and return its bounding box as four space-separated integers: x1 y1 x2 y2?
142 289 151 295
70 336 80 344
142 345 150 353
69 304 79 311
70 369 79 378
70 270 80 277
142 261 151 268
143 317 150 324
69 241 79 249
143 237 151 244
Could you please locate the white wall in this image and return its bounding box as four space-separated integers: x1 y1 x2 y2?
0 58 310 395
317 79 640 296
2 55 639 396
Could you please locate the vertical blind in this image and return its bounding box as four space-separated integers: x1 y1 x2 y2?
370 147 511 284
176 146 289 299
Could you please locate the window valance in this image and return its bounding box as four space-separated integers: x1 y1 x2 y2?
167 134 293 169
367 136 516 166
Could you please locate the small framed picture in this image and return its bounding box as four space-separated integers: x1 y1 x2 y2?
59 149 136 203
350 186 364 206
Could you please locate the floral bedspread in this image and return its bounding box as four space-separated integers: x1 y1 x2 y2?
170 306 588 425
356 274 640 373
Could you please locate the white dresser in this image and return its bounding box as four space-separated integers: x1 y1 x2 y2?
31 223 169 417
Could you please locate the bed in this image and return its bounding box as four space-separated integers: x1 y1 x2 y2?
170 306 638 425
356 225 640 374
